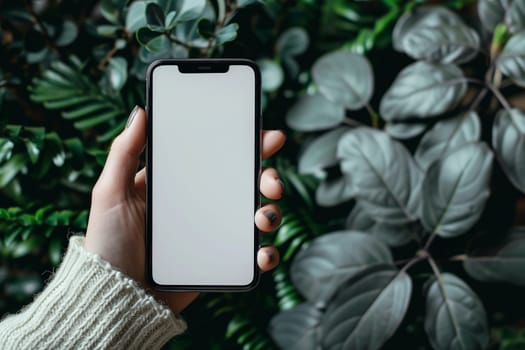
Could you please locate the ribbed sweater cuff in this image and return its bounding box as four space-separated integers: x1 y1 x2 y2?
0 236 186 349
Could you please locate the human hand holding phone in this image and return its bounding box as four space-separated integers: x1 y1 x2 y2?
84 106 285 314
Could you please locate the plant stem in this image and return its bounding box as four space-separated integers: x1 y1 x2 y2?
399 255 426 273
423 232 436 251
365 103 379 128
469 87 488 110
487 83 512 110
448 254 467 261
427 255 441 278
342 117 365 127
98 45 119 70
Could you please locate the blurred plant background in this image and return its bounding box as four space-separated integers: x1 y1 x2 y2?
1 0 525 349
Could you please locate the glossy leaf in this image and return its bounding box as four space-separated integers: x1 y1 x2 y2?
269 303 321 350
509 1 525 33
176 0 206 22
424 273 489 350
415 111 481 169
106 57 128 91
258 59 283 92
380 62 467 121
321 266 412 350
126 1 147 32
464 227 525 286
492 108 525 193
337 127 422 224
276 27 309 77
346 202 416 247
216 23 239 45
312 50 374 110
384 122 426 139
291 231 393 305
315 177 355 207
478 0 508 32
498 32 525 87
393 6 480 64
146 3 165 28
56 20 78 47
422 142 493 237
298 127 350 179
286 93 345 131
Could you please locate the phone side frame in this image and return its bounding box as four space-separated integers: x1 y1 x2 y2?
145 59 262 292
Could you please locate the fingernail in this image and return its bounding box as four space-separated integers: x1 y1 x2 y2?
126 105 140 129
264 210 278 224
277 179 285 192
265 249 275 263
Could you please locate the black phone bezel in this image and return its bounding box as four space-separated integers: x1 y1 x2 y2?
145 59 262 292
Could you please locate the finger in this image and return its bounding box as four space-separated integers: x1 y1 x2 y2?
255 203 282 233
262 130 285 160
134 167 146 201
260 167 284 200
98 106 146 193
257 246 279 272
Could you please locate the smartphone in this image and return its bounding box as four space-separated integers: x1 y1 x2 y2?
146 59 261 291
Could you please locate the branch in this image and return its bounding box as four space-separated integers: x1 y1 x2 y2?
487 83 512 110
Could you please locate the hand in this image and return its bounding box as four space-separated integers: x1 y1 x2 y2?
84 106 285 314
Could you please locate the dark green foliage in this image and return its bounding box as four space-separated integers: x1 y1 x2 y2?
2 0 523 350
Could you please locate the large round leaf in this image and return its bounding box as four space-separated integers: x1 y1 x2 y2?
393 6 480 64
422 142 493 237
346 202 417 247
498 32 525 87
312 50 374 110
321 266 412 350
298 127 350 179
464 227 525 286
337 127 422 224
286 93 345 131
492 108 525 193
269 303 321 350
315 177 355 207
275 27 309 77
424 273 489 350
379 62 467 121
126 1 147 32
290 231 392 305
509 1 525 33
415 111 481 170
258 58 284 92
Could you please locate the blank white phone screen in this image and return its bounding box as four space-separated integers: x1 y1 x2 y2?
151 64 257 286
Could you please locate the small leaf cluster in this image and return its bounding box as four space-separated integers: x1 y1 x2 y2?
277 3 525 350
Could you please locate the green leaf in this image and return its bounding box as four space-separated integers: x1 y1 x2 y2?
197 18 214 38
96 25 119 37
492 108 525 193
257 58 283 92
176 0 206 22
498 32 525 87
24 139 40 164
56 20 78 47
0 138 14 163
321 266 412 350
464 227 525 286
165 11 178 29
393 6 480 64
337 127 422 224
146 2 165 28
315 177 355 207
422 142 493 237
268 303 321 350
238 0 259 6
126 1 147 32
100 0 124 24
509 1 525 33
0 154 26 188
291 231 393 305
424 273 489 350
286 93 345 131
298 127 350 179
276 27 309 58
106 57 128 91
380 62 467 121
384 122 427 139
415 111 481 170
478 0 507 32
312 50 373 110
216 23 239 45
346 202 417 247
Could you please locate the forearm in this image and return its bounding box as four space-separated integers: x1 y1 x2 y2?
0 236 186 350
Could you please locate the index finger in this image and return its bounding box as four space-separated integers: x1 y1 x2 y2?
262 130 286 160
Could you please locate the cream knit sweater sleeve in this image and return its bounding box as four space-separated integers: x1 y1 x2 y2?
0 236 187 349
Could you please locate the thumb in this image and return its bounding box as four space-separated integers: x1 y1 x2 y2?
98 106 147 194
